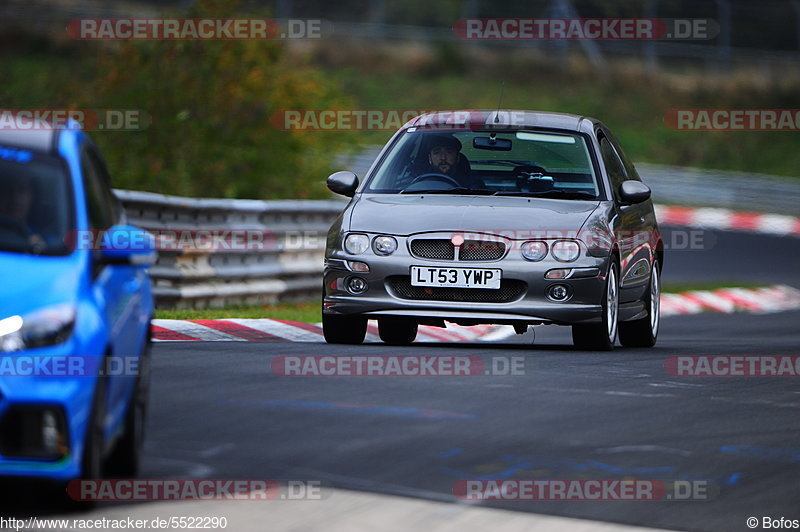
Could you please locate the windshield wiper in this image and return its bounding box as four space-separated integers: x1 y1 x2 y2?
400 188 495 195
493 190 599 200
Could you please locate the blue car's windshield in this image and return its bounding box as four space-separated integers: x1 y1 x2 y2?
0 147 74 255
365 129 601 199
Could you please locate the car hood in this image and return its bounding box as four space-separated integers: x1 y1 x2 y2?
0 252 81 318
348 194 601 236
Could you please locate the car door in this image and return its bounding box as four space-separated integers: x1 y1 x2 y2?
80 146 139 423
596 129 651 303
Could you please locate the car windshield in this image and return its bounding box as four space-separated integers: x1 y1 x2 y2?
365 129 601 199
0 147 74 255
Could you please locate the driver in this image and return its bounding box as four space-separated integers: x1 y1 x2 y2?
423 134 485 189
0 175 45 248
0 175 33 224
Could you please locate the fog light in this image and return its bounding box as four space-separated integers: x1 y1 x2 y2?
545 268 571 280
346 277 368 294
347 261 370 272
0 406 69 460
546 284 570 302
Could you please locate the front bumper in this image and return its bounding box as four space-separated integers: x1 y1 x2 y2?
323 245 611 326
0 340 100 481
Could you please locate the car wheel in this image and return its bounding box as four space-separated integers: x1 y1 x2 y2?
106 345 151 477
378 317 418 345
323 314 367 344
619 258 660 348
82 372 107 481
572 260 619 351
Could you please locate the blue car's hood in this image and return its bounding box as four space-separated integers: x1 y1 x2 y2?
0 252 82 318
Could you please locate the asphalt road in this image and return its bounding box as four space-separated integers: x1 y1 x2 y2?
131 310 799 532
4 229 799 532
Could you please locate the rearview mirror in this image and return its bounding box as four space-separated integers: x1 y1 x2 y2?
473 136 512 151
327 171 359 197
619 180 651 205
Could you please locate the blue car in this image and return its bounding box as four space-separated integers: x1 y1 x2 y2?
0 125 155 486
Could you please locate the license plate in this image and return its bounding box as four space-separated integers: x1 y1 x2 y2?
410 266 502 289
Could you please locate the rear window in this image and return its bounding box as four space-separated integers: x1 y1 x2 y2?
0 145 75 256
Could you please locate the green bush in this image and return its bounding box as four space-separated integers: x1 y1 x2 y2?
71 0 354 199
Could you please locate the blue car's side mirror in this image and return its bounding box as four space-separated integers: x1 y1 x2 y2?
98 225 157 267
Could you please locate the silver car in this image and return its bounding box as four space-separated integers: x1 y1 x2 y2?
322 110 661 350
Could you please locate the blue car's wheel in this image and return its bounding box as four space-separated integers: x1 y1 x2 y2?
82 373 107 482
107 344 151 477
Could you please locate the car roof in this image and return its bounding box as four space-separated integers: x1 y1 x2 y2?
404 110 601 132
0 128 60 155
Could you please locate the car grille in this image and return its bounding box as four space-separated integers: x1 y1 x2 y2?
410 239 454 260
386 276 527 303
410 238 506 261
459 240 506 261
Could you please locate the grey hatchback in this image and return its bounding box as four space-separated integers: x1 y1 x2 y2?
322 110 662 350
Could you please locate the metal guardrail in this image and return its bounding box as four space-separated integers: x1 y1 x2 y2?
115 189 345 309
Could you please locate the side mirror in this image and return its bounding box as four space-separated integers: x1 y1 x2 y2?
618 180 651 205
98 225 157 267
327 171 359 197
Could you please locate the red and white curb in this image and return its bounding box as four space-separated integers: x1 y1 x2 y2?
655 205 800 237
151 319 502 343
659 284 800 316
151 285 800 342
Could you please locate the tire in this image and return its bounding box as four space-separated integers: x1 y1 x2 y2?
619 259 661 348
378 317 418 345
82 373 107 481
572 260 619 351
106 345 151 477
323 314 367 344
59 371 108 509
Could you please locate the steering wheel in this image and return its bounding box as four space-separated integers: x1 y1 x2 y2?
406 173 462 188
0 214 31 239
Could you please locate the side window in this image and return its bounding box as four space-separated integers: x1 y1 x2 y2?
80 149 116 231
598 134 627 201
606 130 641 182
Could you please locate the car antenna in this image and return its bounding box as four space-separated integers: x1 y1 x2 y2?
493 81 505 125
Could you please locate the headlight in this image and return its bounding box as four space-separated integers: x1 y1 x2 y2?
551 241 580 262
520 241 548 261
372 236 397 255
344 233 370 255
0 304 76 353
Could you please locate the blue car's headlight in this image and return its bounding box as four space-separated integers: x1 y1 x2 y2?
0 304 76 353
